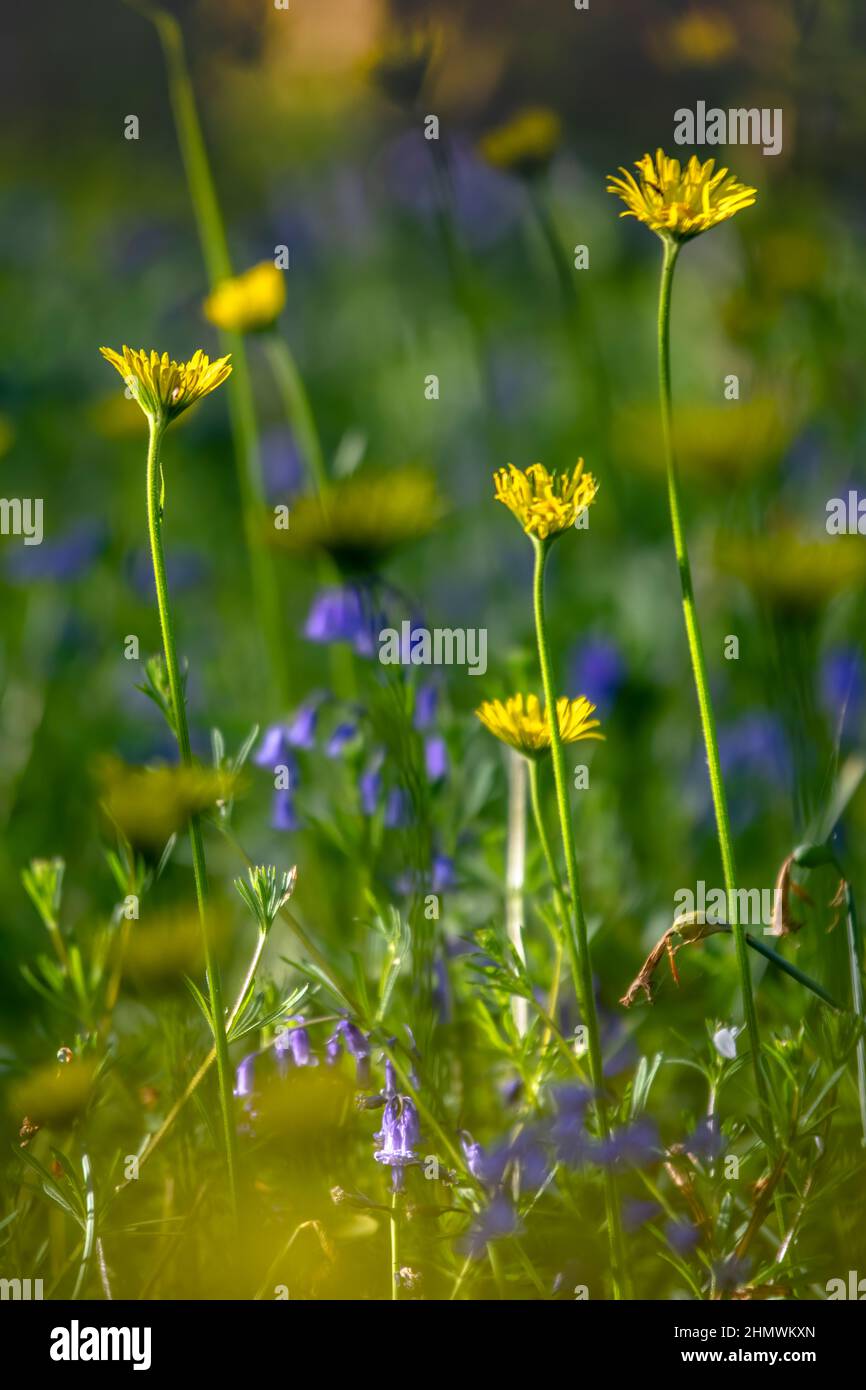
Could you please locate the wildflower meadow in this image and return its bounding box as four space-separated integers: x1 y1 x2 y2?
3 0 866 1342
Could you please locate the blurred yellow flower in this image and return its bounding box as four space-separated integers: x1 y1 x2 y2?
478 107 561 178
607 149 756 241
123 906 222 994
203 261 286 334
97 758 238 850
99 347 232 424
273 467 444 571
614 398 790 485
476 693 603 759
659 9 737 66
11 1059 96 1130
494 462 597 542
717 525 866 613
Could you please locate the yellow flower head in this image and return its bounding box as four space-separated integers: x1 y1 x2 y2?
479 107 562 178
494 462 597 542
100 347 232 424
272 467 444 572
607 148 756 241
475 693 603 759
717 524 866 615
203 262 286 335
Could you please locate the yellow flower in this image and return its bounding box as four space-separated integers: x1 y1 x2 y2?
478 107 562 178
97 757 239 850
717 525 866 614
607 148 756 241
475 693 603 759
657 10 737 67
99 347 232 424
203 261 286 335
614 397 790 486
493 462 597 542
272 467 444 572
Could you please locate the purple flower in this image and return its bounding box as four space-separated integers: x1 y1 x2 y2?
274 1018 317 1075
260 426 303 501
413 683 439 729
326 1019 371 1086
384 786 411 828
5 521 105 583
684 1115 723 1163
569 638 626 714
424 735 449 782
305 584 379 656
272 784 300 831
623 1199 660 1232
373 1094 421 1191
460 1131 487 1183
596 1117 660 1169
459 1193 521 1259
821 645 866 734
359 753 384 815
234 1053 257 1099
285 697 322 750
326 721 357 757
255 724 289 767
665 1220 700 1255
432 854 455 893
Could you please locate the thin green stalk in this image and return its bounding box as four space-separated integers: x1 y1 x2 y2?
390 1191 400 1301
263 333 328 496
530 535 628 1299
842 881 866 1144
143 4 287 708
656 237 772 1137
146 419 239 1223
740 931 841 1011
505 748 529 1037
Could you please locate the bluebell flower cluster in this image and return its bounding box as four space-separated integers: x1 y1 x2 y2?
372 1059 422 1192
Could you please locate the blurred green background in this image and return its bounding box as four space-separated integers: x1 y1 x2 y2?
2 0 866 1296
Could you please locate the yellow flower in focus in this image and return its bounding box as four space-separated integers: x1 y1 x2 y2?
475 693 603 759
99 347 232 425
273 467 444 572
494 462 597 542
203 262 286 335
607 149 756 241
479 107 561 178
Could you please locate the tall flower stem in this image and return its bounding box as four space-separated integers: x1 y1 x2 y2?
530 536 628 1298
505 749 529 1037
390 1191 400 1301
146 418 239 1222
263 333 328 497
656 238 772 1137
143 5 287 709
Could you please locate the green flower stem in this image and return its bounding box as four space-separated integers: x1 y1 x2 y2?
506 748 529 1037
146 418 239 1223
842 881 866 1145
146 6 287 708
390 1191 400 1301
657 237 773 1137
527 755 572 934
530 535 628 1299
739 932 841 1011
263 333 328 496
